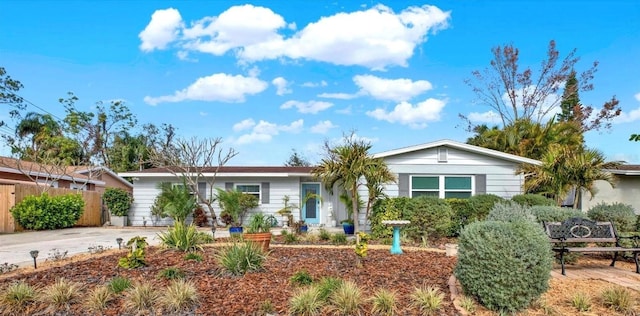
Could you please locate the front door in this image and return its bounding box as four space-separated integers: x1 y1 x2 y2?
301 183 320 224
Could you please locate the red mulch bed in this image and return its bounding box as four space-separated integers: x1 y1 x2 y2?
0 245 457 315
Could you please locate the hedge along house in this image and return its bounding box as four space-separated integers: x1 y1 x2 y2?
120 140 541 227
119 166 341 227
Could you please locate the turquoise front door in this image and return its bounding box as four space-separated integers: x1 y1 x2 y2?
301 183 320 224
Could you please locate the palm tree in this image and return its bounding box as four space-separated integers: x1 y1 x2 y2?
312 133 395 241
520 146 621 207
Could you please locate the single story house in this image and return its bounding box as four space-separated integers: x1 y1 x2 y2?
120 139 541 227
580 165 640 213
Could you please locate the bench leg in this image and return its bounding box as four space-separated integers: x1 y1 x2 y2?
635 252 640 274
560 251 566 276
611 251 618 267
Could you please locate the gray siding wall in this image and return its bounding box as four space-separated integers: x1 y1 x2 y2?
382 146 525 199
580 176 640 213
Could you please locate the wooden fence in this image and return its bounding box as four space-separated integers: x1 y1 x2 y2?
0 184 102 233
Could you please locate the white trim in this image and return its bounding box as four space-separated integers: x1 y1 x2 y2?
0 167 105 186
235 183 262 204
76 167 133 188
605 169 640 176
373 139 541 165
119 172 311 178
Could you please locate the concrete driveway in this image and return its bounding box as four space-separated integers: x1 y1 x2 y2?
0 226 227 267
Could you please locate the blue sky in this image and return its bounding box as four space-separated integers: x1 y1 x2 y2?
1 1 639 166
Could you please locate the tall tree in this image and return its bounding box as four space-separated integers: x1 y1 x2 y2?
284 149 311 167
0 67 25 128
463 40 620 130
312 133 395 246
147 137 238 227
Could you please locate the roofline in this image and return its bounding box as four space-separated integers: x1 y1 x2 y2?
605 169 640 176
76 166 134 188
0 166 106 186
373 139 542 165
118 172 313 178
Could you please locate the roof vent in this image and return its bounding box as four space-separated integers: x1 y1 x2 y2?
438 147 448 162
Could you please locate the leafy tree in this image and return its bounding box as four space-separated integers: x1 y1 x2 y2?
312 132 395 244
463 40 620 130
0 67 25 128
284 149 311 166
631 134 640 142
147 137 238 227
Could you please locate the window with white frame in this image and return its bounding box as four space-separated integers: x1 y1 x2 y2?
70 183 87 190
235 184 261 202
410 175 473 199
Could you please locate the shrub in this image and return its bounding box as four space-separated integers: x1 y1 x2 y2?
587 202 637 232
369 288 397 316
486 201 536 223
447 198 472 236
215 242 267 276
118 236 148 269
102 187 133 216
410 286 444 315
0 262 18 274
158 221 211 252
317 228 331 241
160 279 199 313
330 233 348 245
468 194 505 220
184 252 203 262
290 270 314 286
284 232 299 244
369 197 406 238
11 193 84 230
455 220 552 313
192 205 209 227
328 280 362 315
108 276 132 294
531 205 587 223
404 196 455 240
511 194 556 207
316 277 343 302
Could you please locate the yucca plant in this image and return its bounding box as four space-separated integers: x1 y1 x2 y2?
369 288 397 316
84 285 114 312
410 286 444 315
328 280 362 315
108 276 132 294
158 221 212 252
289 286 324 316
602 286 635 313
0 281 36 313
160 279 199 313
124 281 160 313
41 278 82 309
215 242 267 276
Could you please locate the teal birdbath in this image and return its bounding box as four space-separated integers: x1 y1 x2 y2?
382 220 410 254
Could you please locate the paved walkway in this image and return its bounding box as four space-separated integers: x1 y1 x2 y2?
551 262 640 291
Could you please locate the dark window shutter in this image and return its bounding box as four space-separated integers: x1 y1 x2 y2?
261 182 270 204
475 174 486 195
398 173 409 197
198 182 206 200
225 182 233 190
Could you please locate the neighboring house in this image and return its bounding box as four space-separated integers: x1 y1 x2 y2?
0 156 132 193
120 139 541 227
580 165 640 213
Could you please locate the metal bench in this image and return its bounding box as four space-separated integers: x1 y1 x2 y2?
544 217 640 275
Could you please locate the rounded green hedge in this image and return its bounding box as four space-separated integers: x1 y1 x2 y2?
511 194 556 207
455 220 552 312
587 202 637 232
102 187 133 216
531 205 587 223
11 193 84 230
404 196 454 240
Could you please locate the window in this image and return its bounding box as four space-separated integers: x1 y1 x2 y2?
410 175 473 199
235 184 261 202
70 183 87 190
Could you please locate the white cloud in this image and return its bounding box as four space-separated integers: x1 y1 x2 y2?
140 4 450 70
616 107 640 123
143 73 268 105
233 118 256 131
635 93 640 101
235 119 304 144
247 66 261 77
336 105 352 115
311 120 337 134
366 98 446 129
280 100 333 114
354 74 432 102
317 92 358 100
302 80 328 88
467 110 502 125
199 112 208 116
139 8 183 52
272 77 292 95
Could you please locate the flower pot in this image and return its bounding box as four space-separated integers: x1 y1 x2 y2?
243 232 272 252
110 215 127 227
229 226 243 235
298 225 308 234
342 222 354 235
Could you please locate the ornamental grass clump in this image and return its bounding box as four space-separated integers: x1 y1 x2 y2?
369 288 397 316
327 280 363 315
289 286 324 316
41 278 82 310
454 219 552 313
108 276 132 294
159 279 199 314
602 286 635 313
0 281 36 314
215 242 267 276
84 285 114 313
158 221 211 252
410 286 444 315
124 281 160 313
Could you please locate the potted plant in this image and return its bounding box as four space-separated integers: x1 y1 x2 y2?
216 188 259 234
243 212 272 252
276 195 295 228
339 192 361 235
103 188 133 227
